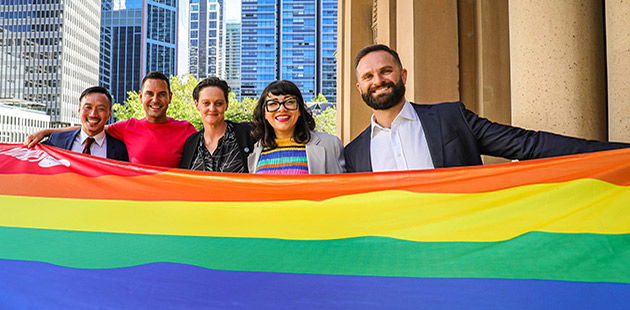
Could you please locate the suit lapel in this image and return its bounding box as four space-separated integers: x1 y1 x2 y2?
413 103 444 168
180 132 201 168
356 128 373 172
66 130 81 150
306 133 324 173
105 134 112 158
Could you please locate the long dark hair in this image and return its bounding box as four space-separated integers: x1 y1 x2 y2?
252 80 316 149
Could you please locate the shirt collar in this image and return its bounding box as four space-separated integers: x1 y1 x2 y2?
370 100 416 138
80 129 106 146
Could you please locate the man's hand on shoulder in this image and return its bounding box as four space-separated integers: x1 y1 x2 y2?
24 129 53 148
23 126 80 148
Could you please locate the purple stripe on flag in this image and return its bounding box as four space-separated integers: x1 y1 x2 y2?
1 259 628 310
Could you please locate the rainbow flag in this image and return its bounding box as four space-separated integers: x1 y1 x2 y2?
0 143 628 309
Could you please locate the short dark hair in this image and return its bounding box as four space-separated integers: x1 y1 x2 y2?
252 80 316 149
193 76 231 103
354 44 403 70
141 71 171 93
79 86 113 108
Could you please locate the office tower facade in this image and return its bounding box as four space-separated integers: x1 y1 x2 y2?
225 21 241 99
241 0 337 102
99 0 178 105
100 0 143 105
189 0 225 80
0 0 101 126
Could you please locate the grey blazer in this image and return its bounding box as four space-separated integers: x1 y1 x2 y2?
248 131 346 174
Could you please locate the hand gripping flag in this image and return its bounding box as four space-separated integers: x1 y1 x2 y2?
0 143 629 309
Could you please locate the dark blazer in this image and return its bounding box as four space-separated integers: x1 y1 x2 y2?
43 129 129 162
344 101 630 172
179 121 256 172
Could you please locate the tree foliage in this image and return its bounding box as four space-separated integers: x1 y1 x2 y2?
313 105 337 134
312 93 328 103
225 93 257 123
112 75 337 134
309 93 336 134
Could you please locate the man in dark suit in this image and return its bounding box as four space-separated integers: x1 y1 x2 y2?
344 44 629 172
43 86 128 162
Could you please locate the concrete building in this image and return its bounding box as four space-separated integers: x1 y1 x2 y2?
0 99 50 144
225 21 241 99
189 0 226 80
337 0 630 154
241 0 337 102
0 0 101 127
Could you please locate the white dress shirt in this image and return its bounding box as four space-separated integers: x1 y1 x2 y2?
70 130 108 158
370 100 434 172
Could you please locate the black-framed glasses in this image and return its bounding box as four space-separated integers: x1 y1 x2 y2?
265 98 298 112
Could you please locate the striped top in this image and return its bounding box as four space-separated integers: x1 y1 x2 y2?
255 138 308 174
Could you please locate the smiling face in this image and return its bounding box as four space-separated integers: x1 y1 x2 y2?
355 50 407 110
140 78 172 123
264 93 301 139
79 92 112 136
195 86 228 127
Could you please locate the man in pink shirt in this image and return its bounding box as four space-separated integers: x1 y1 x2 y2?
25 72 197 168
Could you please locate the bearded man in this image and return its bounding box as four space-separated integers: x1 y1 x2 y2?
344 44 629 172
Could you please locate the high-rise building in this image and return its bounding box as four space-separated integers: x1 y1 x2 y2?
99 0 178 105
225 21 241 99
241 0 337 102
100 0 143 105
0 0 102 126
177 0 190 76
189 0 225 80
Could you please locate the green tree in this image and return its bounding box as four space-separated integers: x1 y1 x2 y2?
313 105 337 134
312 93 328 103
225 94 256 123
112 76 337 134
308 93 336 134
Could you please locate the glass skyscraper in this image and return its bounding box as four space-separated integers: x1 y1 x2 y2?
99 0 178 105
100 0 142 105
225 21 241 99
241 0 337 102
145 0 178 75
189 0 225 80
0 0 101 126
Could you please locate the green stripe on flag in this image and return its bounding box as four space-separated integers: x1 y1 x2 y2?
1 226 628 283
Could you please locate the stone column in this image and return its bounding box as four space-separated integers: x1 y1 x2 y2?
396 0 459 104
605 0 630 142
337 0 374 143
374 0 396 48
509 0 607 140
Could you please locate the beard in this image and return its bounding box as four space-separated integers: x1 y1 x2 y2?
361 78 406 110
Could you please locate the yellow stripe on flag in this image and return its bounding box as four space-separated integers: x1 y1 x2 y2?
1 178 628 242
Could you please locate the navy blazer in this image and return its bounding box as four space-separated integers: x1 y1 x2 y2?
344 101 630 172
43 129 129 162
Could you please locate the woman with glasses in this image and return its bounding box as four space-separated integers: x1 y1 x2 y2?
248 80 345 174
180 77 255 172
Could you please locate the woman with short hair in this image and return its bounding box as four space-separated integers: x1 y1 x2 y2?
180 77 255 172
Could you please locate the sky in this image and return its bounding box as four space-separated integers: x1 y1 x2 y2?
225 1 241 22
